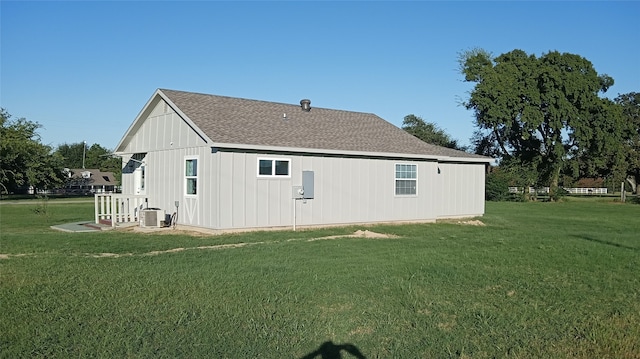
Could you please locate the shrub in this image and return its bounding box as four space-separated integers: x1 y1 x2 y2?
485 170 510 201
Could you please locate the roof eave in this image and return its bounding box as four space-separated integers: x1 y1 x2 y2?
211 142 493 163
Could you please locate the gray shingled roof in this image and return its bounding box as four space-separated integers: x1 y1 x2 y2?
159 89 490 160
68 169 117 186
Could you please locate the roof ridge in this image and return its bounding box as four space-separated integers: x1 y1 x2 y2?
158 88 378 116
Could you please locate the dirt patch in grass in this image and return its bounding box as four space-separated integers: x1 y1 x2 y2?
91 252 133 258
130 227 211 237
458 220 485 226
0 253 35 259
436 315 458 332
318 303 353 315
352 229 399 238
196 243 256 250
349 325 375 336
2 230 399 260
89 242 262 258
145 247 186 256
309 230 400 241
438 219 486 226
139 230 399 255
150 229 212 237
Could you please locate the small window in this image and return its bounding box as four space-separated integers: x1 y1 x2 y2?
275 160 289 175
395 163 417 195
258 158 290 177
259 159 272 176
185 158 198 195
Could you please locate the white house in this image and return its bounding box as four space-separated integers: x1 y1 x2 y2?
100 89 492 231
65 168 118 194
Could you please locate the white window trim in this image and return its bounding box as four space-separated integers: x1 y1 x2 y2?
394 163 418 196
184 156 199 196
257 157 291 178
132 153 147 195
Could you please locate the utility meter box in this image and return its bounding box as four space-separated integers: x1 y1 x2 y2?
292 186 304 199
302 171 314 199
293 171 314 200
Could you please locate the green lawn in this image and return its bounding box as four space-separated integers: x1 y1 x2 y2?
1 199 639 358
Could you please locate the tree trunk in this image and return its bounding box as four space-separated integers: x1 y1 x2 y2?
548 165 561 202
626 175 637 194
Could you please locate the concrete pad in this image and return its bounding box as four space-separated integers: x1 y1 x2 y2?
50 221 111 233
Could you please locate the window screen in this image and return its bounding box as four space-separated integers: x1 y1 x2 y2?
395 164 417 195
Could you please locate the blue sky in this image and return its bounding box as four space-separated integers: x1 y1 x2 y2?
2 1 638 151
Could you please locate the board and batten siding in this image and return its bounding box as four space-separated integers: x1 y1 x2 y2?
436 162 485 218
121 99 208 154
216 151 291 229
119 99 214 227
212 152 443 230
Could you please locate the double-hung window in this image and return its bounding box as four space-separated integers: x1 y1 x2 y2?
185 158 198 195
258 158 290 177
395 163 417 195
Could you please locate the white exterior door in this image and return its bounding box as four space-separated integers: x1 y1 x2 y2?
134 164 146 195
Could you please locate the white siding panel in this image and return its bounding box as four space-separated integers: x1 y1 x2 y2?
209 153 446 230
205 150 219 229
255 179 269 227
231 153 247 228
437 163 485 218
120 154 134 195
244 154 258 227
122 140 485 231
121 100 208 155
218 152 234 228
285 157 436 227
268 180 281 225
129 146 214 228
119 99 221 228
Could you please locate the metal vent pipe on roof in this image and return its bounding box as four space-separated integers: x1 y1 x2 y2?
300 99 311 111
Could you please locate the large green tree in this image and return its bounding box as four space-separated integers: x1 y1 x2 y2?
56 142 119 170
569 98 628 190
55 142 122 182
616 92 640 193
56 142 86 169
402 114 462 150
0 109 65 194
86 143 121 175
459 49 622 199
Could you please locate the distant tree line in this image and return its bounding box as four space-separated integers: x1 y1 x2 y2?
0 108 120 196
401 114 466 151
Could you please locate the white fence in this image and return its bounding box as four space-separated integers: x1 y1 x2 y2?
508 187 608 195
95 194 148 227
564 187 608 194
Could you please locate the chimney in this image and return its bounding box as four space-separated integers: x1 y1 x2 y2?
300 99 311 112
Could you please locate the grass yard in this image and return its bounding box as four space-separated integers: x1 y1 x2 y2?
1 199 639 358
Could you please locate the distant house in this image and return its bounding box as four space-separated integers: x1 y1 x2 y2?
105 89 492 230
64 168 117 194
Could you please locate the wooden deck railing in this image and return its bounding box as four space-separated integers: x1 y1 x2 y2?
95 194 148 227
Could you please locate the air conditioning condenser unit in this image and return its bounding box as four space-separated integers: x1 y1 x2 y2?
140 208 164 228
